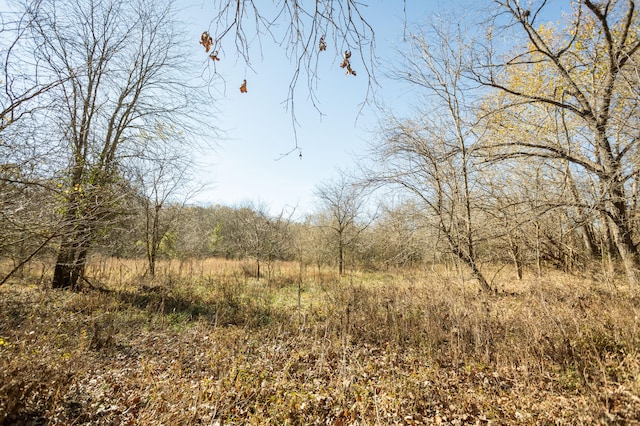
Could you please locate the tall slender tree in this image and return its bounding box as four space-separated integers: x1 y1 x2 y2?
315 173 371 275
369 18 492 291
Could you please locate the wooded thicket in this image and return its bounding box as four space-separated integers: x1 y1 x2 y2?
2 0 640 289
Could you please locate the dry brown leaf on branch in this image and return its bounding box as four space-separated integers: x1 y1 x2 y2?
240 79 247 93
209 51 220 61
319 35 327 52
199 31 213 52
346 64 356 77
340 51 351 68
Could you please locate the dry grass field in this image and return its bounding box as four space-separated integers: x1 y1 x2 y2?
1 258 639 424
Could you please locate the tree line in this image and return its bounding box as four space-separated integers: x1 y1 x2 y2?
2 0 640 289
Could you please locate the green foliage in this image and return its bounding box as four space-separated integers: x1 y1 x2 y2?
208 222 224 253
158 231 177 259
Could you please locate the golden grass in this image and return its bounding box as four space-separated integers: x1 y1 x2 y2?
1 258 639 424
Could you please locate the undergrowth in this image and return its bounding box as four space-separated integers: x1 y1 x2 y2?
1 259 639 424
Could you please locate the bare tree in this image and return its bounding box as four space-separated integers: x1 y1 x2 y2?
475 0 640 284
130 132 200 278
18 0 203 290
216 202 292 280
0 1 73 284
360 200 427 270
1 0 64 133
369 18 492 291
315 173 371 275
478 159 586 279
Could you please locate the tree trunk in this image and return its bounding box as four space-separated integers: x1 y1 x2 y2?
566 165 599 260
148 221 158 278
504 215 523 280
581 224 599 261
52 197 92 290
338 237 344 275
608 207 639 286
466 254 492 293
148 248 156 278
509 242 523 280
595 118 639 285
445 232 493 293
52 240 85 290
607 179 640 285
53 205 82 290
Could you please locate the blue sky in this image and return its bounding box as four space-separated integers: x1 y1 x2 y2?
181 0 440 217
182 1 569 217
